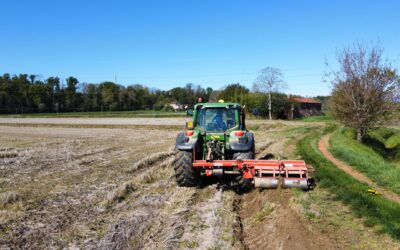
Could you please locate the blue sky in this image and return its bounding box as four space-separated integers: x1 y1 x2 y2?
1 0 399 96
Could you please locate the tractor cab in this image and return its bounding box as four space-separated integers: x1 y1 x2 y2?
196 107 236 132
192 102 245 133
182 101 250 161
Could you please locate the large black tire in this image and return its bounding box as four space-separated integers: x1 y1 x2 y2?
232 144 255 192
232 151 255 160
173 150 200 187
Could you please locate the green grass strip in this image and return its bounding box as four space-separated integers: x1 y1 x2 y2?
298 127 400 239
329 128 400 195
299 115 333 122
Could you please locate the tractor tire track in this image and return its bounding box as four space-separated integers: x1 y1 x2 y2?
232 195 248 250
179 188 228 249
319 133 400 204
106 151 176 206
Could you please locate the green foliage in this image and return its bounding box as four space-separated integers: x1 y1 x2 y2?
366 128 400 160
246 92 291 119
386 134 400 152
0 72 322 119
300 114 333 122
217 83 249 103
329 128 400 194
169 83 209 107
218 83 291 119
0 73 211 114
298 128 400 239
369 128 400 150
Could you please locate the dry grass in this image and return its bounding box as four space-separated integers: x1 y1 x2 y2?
0 191 21 206
0 125 175 248
1 118 399 249
105 154 176 207
126 150 175 173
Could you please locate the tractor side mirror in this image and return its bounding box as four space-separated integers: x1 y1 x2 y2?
186 121 194 129
186 109 193 116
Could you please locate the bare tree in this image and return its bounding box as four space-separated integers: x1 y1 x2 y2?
253 67 285 120
329 42 399 142
395 84 400 103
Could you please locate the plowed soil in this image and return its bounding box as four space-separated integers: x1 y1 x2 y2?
240 189 332 250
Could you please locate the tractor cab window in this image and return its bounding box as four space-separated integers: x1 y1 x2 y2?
197 108 236 132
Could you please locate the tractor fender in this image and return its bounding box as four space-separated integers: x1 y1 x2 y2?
230 132 254 152
176 132 198 151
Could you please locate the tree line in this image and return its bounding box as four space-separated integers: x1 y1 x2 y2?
0 73 213 114
0 72 328 119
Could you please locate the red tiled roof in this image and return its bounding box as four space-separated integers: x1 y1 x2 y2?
290 97 321 104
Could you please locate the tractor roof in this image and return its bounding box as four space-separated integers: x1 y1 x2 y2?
194 102 241 109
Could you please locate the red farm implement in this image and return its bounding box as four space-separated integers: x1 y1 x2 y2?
192 159 315 189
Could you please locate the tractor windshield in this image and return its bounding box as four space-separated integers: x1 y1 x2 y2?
196 108 236 132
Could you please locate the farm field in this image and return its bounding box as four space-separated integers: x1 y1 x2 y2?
0 110 187 118
1 118 399 249
0 117 324 127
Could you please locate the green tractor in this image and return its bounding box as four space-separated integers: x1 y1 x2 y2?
174 101 314 190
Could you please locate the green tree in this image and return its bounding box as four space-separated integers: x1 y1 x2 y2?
218 83 249 103
65 76 79 110
98 81 120 111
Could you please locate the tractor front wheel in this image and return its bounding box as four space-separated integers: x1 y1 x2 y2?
173 150 200 187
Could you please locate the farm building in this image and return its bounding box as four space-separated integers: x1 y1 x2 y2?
168 103 185 111
289 97 322 119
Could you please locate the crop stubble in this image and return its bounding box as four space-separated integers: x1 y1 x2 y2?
1 118 399 249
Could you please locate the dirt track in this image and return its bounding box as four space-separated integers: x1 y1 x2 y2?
1 119 399 249
318 133 400 204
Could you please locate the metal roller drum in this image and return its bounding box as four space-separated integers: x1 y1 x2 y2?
282 178 308 189
254 177 279 188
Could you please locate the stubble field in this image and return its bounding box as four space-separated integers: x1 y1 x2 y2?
0 118 399 249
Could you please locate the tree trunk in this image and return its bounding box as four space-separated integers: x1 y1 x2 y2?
268 92 272 120
356 127 363 143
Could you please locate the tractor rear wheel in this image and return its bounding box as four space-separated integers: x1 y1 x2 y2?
232 151 255 160
233 145 255 192
173 150 200 187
